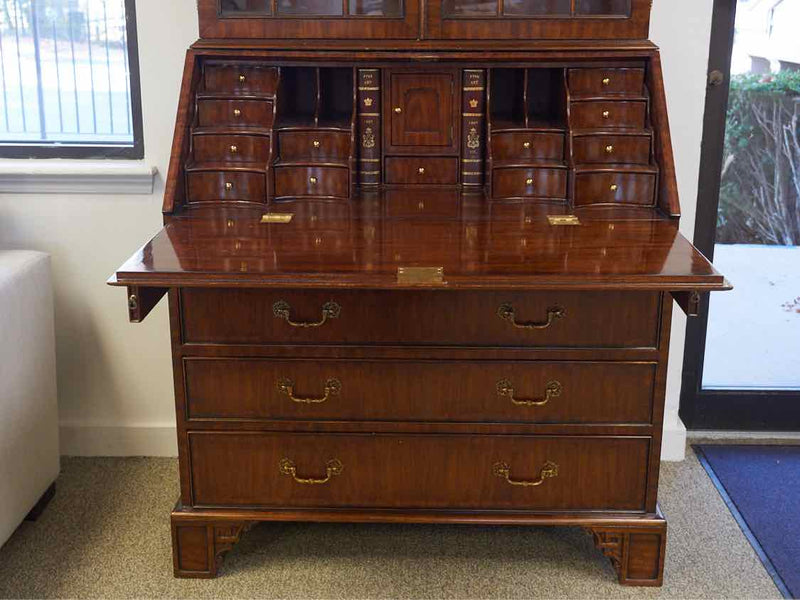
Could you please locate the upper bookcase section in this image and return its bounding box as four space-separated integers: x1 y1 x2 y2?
200 0 651 40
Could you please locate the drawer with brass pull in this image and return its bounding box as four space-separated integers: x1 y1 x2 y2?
572 133 652 165
569 100 648 130
385 157 459 185
203 64 279 96
274 166 350 198
574 168 657 207
192 133 271 164
186 170 267 203
188 431 650 510
278 131 352 163
179 289 661 348
568 68 646 98
491 132 565 163
183 358 656 423
196 98 275 129
492 166 567 199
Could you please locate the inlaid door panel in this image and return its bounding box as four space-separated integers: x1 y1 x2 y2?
386 71 458 154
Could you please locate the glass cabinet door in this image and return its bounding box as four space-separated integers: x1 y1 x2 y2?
202 0 416 38
219 0 404 17
432 0 644 39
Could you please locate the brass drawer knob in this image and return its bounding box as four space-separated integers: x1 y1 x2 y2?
280 458 343 486
493 460 559 487
309 176 318 185
602 110 610 119
497 379 562 407
225 182 233 191
238 74 246 83
526 178 534 186
610 184 619 192
605 145 614 154
523 141 531 149
230 145 239 154
498 304 565 330
233 108 242 117
313 140 321 148
394 107 402 114
418 167 426 175
602 77 611 86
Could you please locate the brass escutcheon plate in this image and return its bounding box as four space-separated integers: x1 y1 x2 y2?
547 215 581 226
261 213 294 224
397 266 445 285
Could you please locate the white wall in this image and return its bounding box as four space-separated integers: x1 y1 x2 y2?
0 0 714 459
651 0 715 459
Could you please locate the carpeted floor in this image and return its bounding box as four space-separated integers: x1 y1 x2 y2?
0 452 781 599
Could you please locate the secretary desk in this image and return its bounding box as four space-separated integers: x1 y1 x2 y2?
110 0 728 585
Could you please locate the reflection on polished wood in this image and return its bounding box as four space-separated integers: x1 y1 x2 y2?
112 192 724 291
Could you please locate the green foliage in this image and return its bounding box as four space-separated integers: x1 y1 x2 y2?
717 71 800 245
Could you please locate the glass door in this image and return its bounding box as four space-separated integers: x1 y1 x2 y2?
428 0 648 39
199 0 418 38
681 0 800 430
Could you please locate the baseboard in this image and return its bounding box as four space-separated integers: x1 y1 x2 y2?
688 430 800 444
59 424 178 457
661 417 688 462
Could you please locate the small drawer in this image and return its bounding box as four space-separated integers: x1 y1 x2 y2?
179 289 661 348
184 358 655 424
385 157 459 185
192 133 271 164
491 132 565 163
197 99 275 129
492 167 567 199
189 432 650 511
568 68 645 97
204 64 279 95
574 170 657 207
572 134 652 165
186 171 266 203
274 166 349 198
278 131 352 163
569 101 647 130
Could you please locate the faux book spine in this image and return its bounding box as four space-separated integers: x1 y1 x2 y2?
357 69 381 186
461 69 487 187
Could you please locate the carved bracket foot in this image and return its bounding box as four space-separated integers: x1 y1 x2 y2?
584 518 667 586
172 515 256 578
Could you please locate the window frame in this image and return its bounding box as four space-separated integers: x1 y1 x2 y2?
0 0 144 160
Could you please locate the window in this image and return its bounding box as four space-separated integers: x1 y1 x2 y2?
0 0 143 158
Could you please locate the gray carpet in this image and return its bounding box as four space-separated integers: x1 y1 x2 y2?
0 452 780 599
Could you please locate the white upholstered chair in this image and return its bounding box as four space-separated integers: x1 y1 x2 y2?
0 251 59 547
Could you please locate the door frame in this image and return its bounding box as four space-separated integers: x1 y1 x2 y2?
679 0 800 431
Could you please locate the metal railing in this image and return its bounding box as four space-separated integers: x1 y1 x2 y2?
0 0 134 146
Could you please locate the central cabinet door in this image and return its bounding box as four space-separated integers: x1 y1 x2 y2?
386 71 458 154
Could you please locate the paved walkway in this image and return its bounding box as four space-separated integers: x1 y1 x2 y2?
704 244 800 390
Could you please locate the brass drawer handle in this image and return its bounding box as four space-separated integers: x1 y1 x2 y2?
497 304 565 330
225 182 233 191
273 300 341 328
523 141 531 149
128 294 138 311
309 176 318 185
277 377 341 404
238 74 247 83
602 110 610 119
526 178 534 186
493 461 559 487
497 379 562 407
418 167 426 175
610 184 619 192
602 77 611 86
394 107 402 114
280 458 343 485
313 140 321 148
233 108 242 118
605 145 614 154
230 145 239 154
